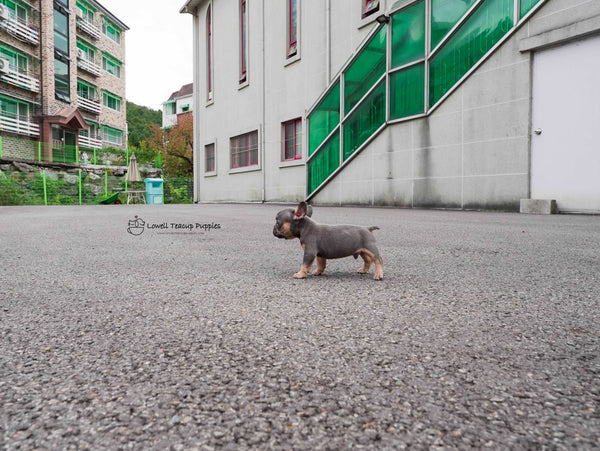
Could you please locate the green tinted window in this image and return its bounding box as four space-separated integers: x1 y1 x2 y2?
307 132 340 194
429 0 513 106
344 26 386 115
391 0 425 68
343 80 386 161
308 81 340 155
390 63 424 119
430 0 477 50
520 0 541 18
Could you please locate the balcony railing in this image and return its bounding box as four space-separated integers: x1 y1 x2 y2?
76 52 101 77
76 16 101 40
78 133 102 149
1 12 39 45
77 95 101 114
0 113 39 137
0 65 40 92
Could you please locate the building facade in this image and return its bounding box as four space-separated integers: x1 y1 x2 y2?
0 0 128 163
162 82 193 129
182 0 600 213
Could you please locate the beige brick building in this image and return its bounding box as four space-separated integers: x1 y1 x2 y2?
0 0 128 162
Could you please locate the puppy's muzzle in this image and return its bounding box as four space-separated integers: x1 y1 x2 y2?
273 226 285 239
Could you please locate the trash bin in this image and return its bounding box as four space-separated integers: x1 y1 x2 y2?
144 178 164 204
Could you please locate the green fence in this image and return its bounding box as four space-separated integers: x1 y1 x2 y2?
0 170 193 206
306 0 545 198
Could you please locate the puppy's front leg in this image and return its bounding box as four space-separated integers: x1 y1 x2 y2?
294 252 315 279
312 257 326 276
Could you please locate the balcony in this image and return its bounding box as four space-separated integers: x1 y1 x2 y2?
76 15 101 40
0 63 40 92
76 51 101 77
77 95 101 114
0 113 39 137
78 132 102 149
0 12 39 45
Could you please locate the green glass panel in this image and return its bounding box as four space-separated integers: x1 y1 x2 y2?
308 81 340 155
344 26 386 115
390 63 425 119
391 0 425 68
343 80 386 161
520 0 541 18
429 0 513 107
307 132 340 194
431 0 477 50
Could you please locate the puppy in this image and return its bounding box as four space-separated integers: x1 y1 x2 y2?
273 202 383 280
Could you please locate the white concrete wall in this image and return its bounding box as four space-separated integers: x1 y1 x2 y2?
312 0 600 210
189 0 600 209
192 0 383 202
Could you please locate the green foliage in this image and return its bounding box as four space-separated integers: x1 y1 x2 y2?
0 168 191 206
126 101 162 149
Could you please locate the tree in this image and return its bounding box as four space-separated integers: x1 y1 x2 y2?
146 114 193 178
126 101 162 149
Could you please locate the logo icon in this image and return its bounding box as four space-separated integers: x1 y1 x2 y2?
127 216 145 236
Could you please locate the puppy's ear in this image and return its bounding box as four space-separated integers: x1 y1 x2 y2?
293 201 308 220
306 204 313 218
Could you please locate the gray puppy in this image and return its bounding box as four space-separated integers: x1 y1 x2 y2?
273 202 383 280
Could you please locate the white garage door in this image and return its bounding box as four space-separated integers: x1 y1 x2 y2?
531 34 600 213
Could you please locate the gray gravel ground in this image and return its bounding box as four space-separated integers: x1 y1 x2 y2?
0 204 599 450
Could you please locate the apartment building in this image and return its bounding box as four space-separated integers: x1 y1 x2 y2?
181 0 600 213
0 0 128 163
162 82 193 129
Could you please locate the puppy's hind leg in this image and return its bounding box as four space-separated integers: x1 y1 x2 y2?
357 251 372 274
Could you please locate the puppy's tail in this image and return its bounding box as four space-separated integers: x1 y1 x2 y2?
368 226 380 232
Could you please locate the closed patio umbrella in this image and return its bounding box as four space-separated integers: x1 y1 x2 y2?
125 153 144 204
126 152 142 182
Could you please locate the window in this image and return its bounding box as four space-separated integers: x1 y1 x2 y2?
76 1 94 21
363 0 379 18
53 3 70 102
239 0 248 83
53 6 69 56
164 102 175 115
102 18 121 43
0 46 28 73
77 80 96 100
205 143 215 173
102 91 121 111
102 54 121 78
206 4 213 101
0 95 29 121
77 41 96 60
230 130 258 168
283 118 302 161
54 58 70 102
287 0 298 58
0 0 28 23
102 125 123 145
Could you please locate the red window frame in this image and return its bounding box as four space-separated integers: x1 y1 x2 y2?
231 131 258 168
283 118 302 161
239 0 248 83
363 0 380 17
287 0 298 58
205 143 215 172
206 5 213 100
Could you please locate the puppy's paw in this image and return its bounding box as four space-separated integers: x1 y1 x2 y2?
373 272 383 281
293 272 307 279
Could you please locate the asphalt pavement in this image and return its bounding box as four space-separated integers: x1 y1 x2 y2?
1 203 599 450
